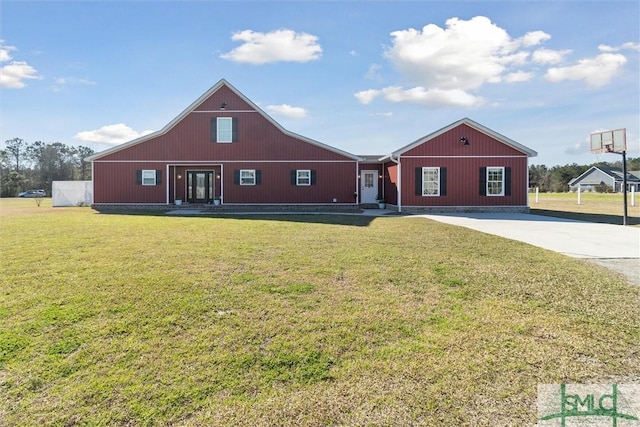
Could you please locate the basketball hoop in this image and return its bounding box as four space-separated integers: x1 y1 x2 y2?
590 128 626 154
589 128 629 225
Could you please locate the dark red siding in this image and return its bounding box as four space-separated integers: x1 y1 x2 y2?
400 156 528 207
93 162 167 204
222 162 357 204
98 111 350 162
403 124 524 157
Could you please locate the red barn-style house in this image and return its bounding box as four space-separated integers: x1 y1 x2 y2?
89 80 537 213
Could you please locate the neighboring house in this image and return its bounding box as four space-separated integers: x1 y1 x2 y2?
568 166 640 192
89 80 538 213
379 118 537 213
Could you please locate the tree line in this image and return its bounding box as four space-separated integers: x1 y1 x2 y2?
1 138 94 197
529 157 640 193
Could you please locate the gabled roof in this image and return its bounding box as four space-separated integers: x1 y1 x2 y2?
569 166 640 186
88 79 362 162
389 117 538 158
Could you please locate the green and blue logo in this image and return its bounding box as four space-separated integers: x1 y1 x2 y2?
538 383 639 426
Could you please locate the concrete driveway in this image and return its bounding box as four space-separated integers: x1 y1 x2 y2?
415 213 639 284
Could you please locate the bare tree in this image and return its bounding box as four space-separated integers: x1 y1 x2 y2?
4 138 27 172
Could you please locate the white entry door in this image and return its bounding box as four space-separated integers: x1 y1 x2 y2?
361 170 378 203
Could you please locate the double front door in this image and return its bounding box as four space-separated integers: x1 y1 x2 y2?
187 171 214 203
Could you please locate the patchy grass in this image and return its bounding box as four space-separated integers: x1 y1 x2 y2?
1 198 639 426
530 191 640 226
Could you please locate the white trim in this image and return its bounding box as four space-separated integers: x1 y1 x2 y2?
240 169 256 186
214 203 358 206
421 167 440 197
93 159 357 164
400 204 528 209
216 117 233 143
193 110 257 114
91 203 169 206
526 158 530 208
296 169 311 186
486 166 505 197
400 155 527 159
141 169 156 186
166 164 170 204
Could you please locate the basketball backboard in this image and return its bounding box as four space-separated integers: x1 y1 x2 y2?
590 128 626 153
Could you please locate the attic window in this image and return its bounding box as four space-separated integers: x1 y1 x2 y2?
217 117 233 143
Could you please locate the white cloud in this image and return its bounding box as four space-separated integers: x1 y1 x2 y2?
220 29 322 64
385 16 525 91
74 124 154 145
0 41 15 62
52 76 96 92
354 89 381 105
505 71 534 83
564 137 590 155
357 16 545 108
266 104 308 119
545 53 627 87
371 112 393 117
532 48 572 65
358 86 483 108
365 64 382 81
518 30 552 47
599 42 640 52
0 40 41 89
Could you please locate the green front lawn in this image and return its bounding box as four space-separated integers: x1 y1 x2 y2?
1 199 638 425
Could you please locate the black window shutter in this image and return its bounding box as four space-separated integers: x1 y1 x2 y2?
255 170 262 185
311 170 317 185
479 167 487 196
136 170 142 185
210 118 217 142
505 167 512 196
234 170 240 185
440 167 447 196
156 170 162 185
291 170 297 185
415 168 422 196
232 118 239 142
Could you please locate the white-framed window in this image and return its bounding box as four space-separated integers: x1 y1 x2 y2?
487 167 504 196
141 169 157 186
422 167 440 196
296 170 311 186
240 169 256 185
217 117 233 143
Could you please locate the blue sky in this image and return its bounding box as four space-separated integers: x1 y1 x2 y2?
1 0 638 167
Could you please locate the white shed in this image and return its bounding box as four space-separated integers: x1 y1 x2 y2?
52 181 93 207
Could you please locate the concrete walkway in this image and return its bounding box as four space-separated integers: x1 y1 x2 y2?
414 213 639 259
415 213 639 285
